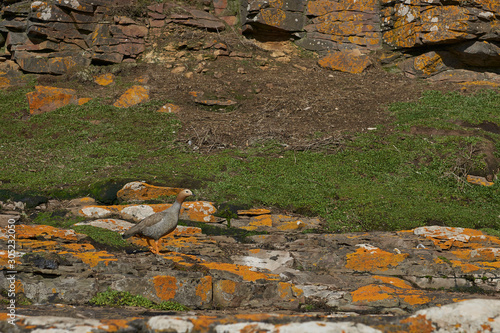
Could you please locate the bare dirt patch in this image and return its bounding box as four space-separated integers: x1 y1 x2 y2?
37 27 467 152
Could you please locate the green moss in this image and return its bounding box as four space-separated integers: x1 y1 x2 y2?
90 288 189 311
71 225 130 250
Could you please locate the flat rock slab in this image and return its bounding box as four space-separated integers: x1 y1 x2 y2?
1 220 499 316
3 299 500 332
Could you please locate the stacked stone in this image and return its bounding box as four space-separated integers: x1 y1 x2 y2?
0 0 147 74
381 0 500 77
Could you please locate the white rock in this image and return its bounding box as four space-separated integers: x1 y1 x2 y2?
74 219 135 233
412 299 500 333
147 316 194 332
121 205 155 220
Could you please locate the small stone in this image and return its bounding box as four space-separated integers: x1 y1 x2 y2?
26 86 78 114
94 73 115 86
172 66 186 74
113 85 150 108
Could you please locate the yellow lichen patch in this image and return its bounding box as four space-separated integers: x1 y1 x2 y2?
26 86 78 114
237 209 271 216
153 276 177 301
249 249 261 254
157 103 180 113
414 226 500 250
195 276 212 302
450 260 481 273
117 182 182 201
260 8 286 28
0 251 21 268
71 251 117 267
452 248 499 261
201 262 280 282
414 52 445 76
113 85 149 108
77 97 92 105
278 282 293 299
466 175 495 187
352 280 431 306
17 239 60 251
98 319 135 332
220 279 237 294
241 214 273 230
351 284 394 303
190 316 219 332
400 314 434 333
318 50 371 74
277 220 306 231
345 246 408 272
182 201 218 223
459 81 500 88
0 76 11 89
372 276 412 289
13 224 79 241
478 261 500 269
94 73 115 86
292 285 304 297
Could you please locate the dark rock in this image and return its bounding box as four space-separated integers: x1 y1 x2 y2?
448 41 500 67
19 195 48 209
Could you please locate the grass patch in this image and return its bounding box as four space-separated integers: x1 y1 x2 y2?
71 225 131 250
1 87 499 233
90 288 190 311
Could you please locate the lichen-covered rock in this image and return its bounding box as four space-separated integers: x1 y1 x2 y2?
318 49 371 73
112 85 149 108
26 85 79 114
117 182 183 202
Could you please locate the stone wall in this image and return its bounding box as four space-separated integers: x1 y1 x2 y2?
1 0 499 76
0 0 147 74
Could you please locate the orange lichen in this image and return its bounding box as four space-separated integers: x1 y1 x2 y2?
195 276 212 302
292 285 304 297
190 316 219 331
414 52 445 76
17 239 60 251
157 103 181 113
318 51 371 74
352 278 431 306
345 246 408 272
14 224 79 241
26 86 78 114
219 280 237 294
0 77 11 88
153 276 177 301
237 209 271 216
466 175 495 187
400 314 434 333
61 243 96 252
415 226 500 250
113 85 149 108
94 73 115 86
278 282 293 299
351 284 394 303
71 251 118 267
98 319 135 332
117 182 182 201
202 262 280 282
372 276 412 289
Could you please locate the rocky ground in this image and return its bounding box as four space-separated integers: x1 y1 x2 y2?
1 182 499 332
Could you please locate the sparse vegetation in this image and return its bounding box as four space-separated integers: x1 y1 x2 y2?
90 288 190 311
1 78 499 234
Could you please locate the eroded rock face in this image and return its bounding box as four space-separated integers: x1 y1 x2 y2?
0 0 146 74
0 182 499 330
